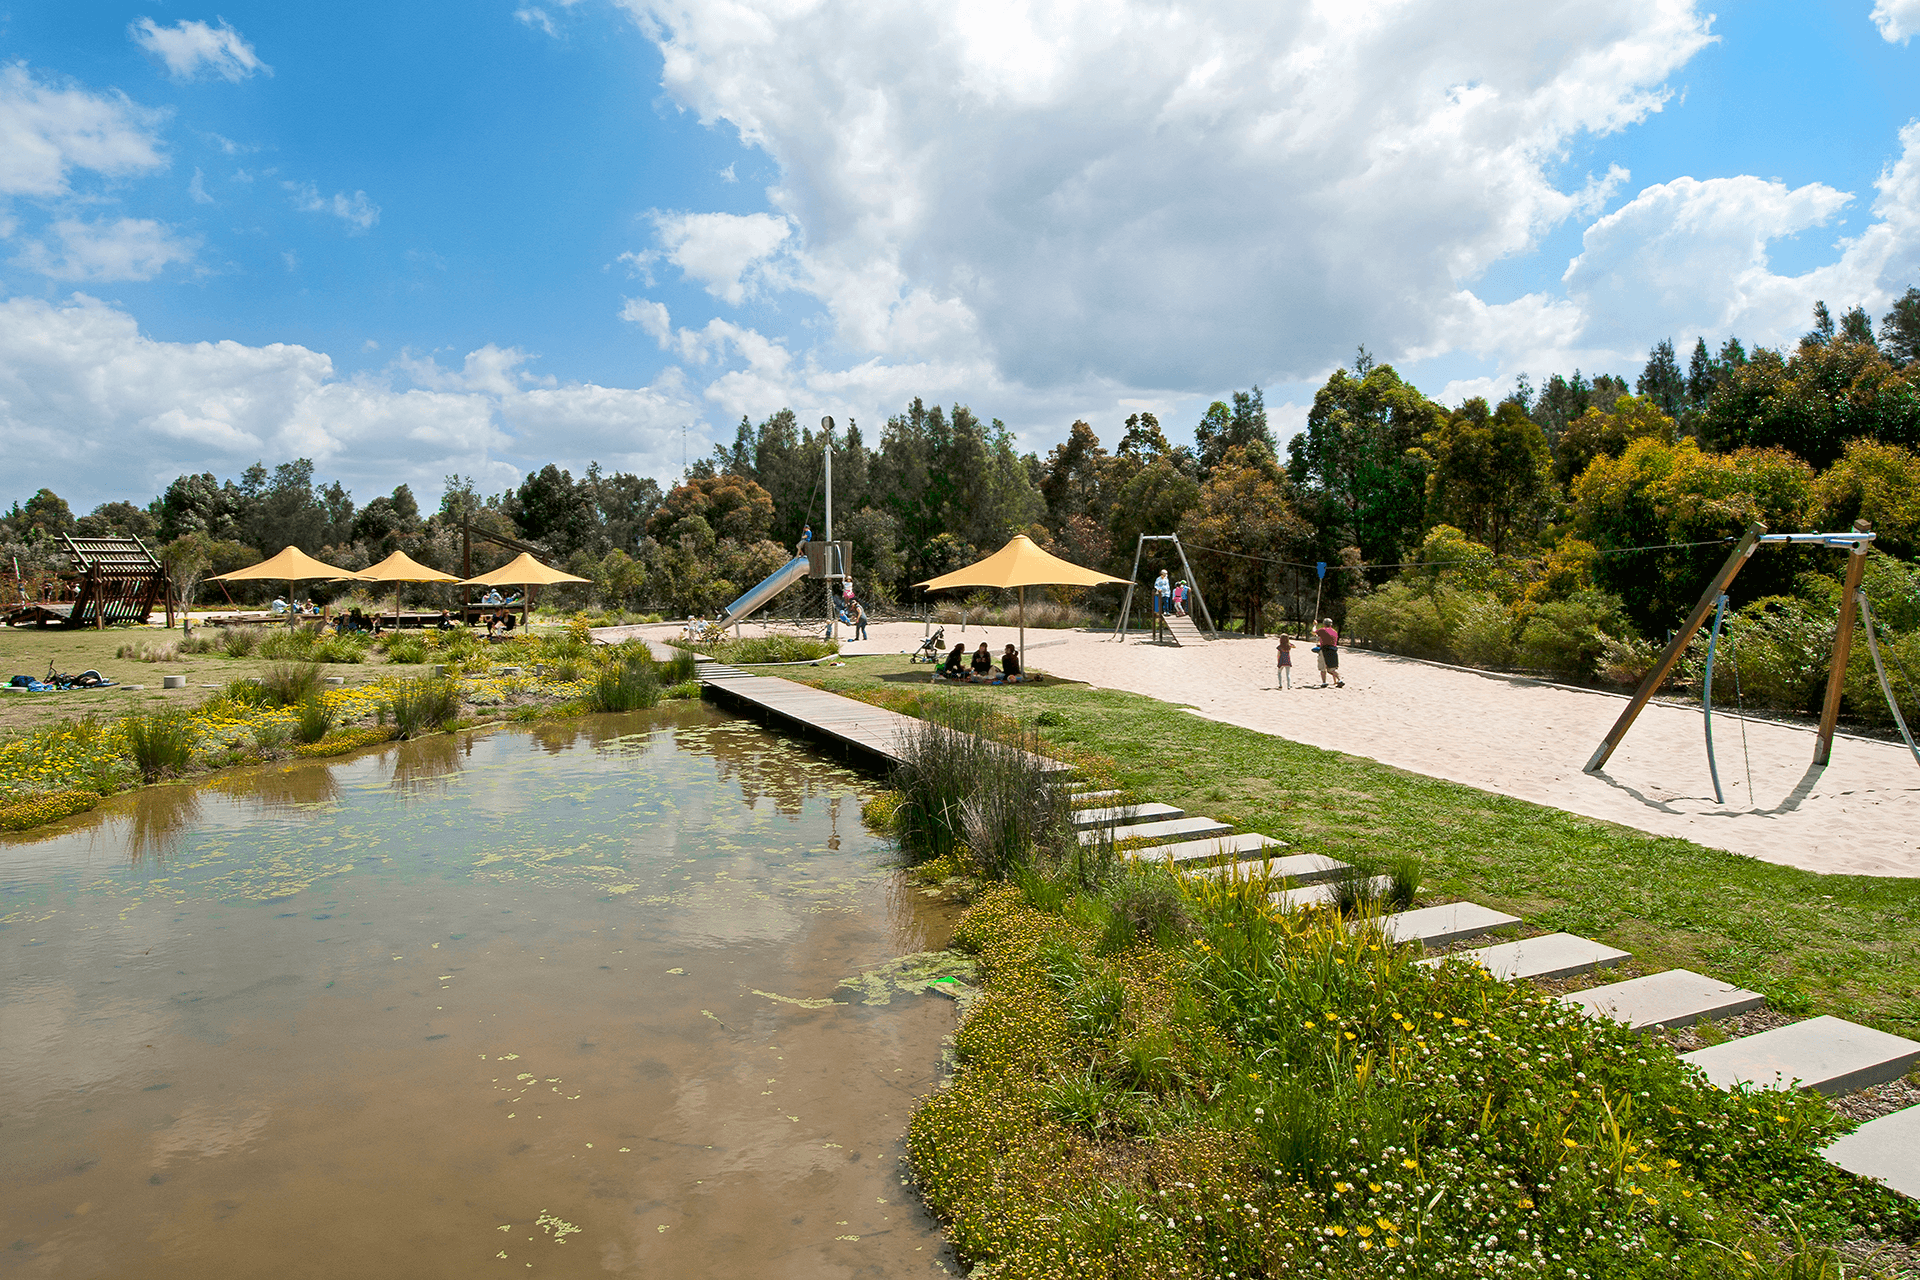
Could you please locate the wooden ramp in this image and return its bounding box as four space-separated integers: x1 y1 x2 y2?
697 662 1071 775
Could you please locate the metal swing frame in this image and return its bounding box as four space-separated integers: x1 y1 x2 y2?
1111 533 1216 640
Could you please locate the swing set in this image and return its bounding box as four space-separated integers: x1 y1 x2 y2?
1586 519 1920 796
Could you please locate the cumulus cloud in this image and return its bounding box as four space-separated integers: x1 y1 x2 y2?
0 293 703 510
1871 0 1920 42
642 210 793 304
622 0 1716 389
12 217 198 281
284 181 380 232
129 18 270 82
0 63 167 198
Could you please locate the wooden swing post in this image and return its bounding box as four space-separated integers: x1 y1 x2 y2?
1813 520 1874 766
1586 522 1766 774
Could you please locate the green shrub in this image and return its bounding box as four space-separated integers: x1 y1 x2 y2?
257 662 323 707
1516 590 1631 679
294 695 334 744
1451 594 1517 668
588 657 661 712
663 679 702 700
308 632 368 664
1096 863 1193 951
389 674 461 738
1346 580 1461 659
382 635 429 664
659 646 698 685
0 790 101 832
122 708 195 783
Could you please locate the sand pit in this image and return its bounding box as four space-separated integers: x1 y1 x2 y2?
615 619 1920 878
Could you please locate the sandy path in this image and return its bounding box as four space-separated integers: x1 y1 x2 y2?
614 619 1920 878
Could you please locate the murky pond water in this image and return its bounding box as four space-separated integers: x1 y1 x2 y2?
1 705 960 1278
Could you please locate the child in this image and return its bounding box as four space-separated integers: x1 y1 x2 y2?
1276 634 1293 689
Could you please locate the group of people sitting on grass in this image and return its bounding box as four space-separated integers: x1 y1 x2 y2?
938 640 1031 683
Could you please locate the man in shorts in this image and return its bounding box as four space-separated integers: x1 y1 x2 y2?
1315 618 1344 687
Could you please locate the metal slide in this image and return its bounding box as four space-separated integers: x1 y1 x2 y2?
717 555 810 625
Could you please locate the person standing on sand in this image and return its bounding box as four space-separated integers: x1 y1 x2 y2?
1276 634 1293 688
1315 617 1344 687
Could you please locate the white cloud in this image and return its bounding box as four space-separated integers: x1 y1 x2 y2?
284 181 380 232
0 293 704 510
129 18 270 82
187 166 212 203
515 7 557 37
1871 0 1920 42
0 63 168 198
646 210 792 304
12 217 199 281
622 0 1716 388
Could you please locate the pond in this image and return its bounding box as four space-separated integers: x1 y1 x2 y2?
1 705 961 1278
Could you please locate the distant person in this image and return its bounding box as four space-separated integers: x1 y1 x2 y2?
1276 634 1293 689
1001 644 1021 680
1173 581 1187 616
971 642 993 678
1153 569 1171 617
942 642 967 678
797 523 813 556
852 600 868 641
482 588 504 605
1315 617 1343 688
272 597 288 615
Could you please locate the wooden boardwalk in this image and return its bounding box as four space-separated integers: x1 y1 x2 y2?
697 663 1072 774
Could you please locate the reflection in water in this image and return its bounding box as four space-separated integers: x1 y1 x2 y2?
0 703 957 1278
386 730 464 795
116 783 204 864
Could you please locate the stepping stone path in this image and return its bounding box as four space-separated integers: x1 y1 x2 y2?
1059 777 1920 1201
1681 1016 1920 1096
1070 802 1185 830
1378 902 1521 948
1422 932 1630 982
1562 969 1764 1031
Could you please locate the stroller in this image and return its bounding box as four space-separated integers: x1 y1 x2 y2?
910 626 946 663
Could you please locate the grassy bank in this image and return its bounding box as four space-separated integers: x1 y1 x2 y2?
801 655 1920 1038
835 668 1920 1277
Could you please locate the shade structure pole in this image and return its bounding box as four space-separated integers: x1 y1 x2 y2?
1587 522 1765 774
822 417 836 639
1019 584 1026 674
1813 521 1872 766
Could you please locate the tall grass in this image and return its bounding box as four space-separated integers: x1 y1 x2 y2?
389 673 461 738
588 656 661 712
294 696 335 744
122 708 195 783
258 662 324 707
892 695 1072 876
116 640 180 663
221 625 266 657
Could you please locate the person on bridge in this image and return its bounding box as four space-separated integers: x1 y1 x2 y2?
1153 569 1171 617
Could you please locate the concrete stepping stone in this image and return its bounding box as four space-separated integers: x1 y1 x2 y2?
1080 815 1231 846
1562 969 1764 1031
1181 850 1338 881
1681 1016 1920 1095
1071 802 1185 830
1423 932 1630 982
1068 789 1124 806
1269 876 1393 912
1824 1105 1920 1199
1378 902 1521 948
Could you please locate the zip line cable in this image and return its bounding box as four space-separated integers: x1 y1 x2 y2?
1173 535 1741 575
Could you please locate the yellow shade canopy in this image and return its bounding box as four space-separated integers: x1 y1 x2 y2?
207 545 370 582
458 552 589 587
916 534 1131 674
360 550 458 583
916 534 1131 592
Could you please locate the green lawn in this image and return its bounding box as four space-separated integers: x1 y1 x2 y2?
791 654 1920 1039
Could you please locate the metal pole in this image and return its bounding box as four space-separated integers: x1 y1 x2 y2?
1702 594 1729 804
1856 589 1920 771
822 417 835 639
1813 521 1872 765
1587 522 1766 773
1170 533 1217 638
1112 535 1147 640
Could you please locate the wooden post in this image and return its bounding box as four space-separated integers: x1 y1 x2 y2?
1813 520 1873 766
1586 522 1766 773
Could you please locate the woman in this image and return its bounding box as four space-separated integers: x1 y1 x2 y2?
942 642 968 678
1000 644 1022 681
1315 617 1344 688
971 642 993 678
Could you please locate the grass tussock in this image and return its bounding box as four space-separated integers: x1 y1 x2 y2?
121 708 195 783
588 655 661 712
889 694 1072 877
387 673 461 739
672 634 839 665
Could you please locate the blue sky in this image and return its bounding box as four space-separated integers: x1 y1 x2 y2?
1 0 1917 513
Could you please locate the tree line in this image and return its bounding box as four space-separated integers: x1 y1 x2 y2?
5 287 1918 640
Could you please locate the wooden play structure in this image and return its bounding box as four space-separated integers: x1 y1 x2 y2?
1586 519 1920 786
1 535 169 629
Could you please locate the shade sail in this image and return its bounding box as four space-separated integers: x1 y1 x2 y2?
360 550 458 583
207 546 370 582
916 535 1131 591
458 552 589 587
